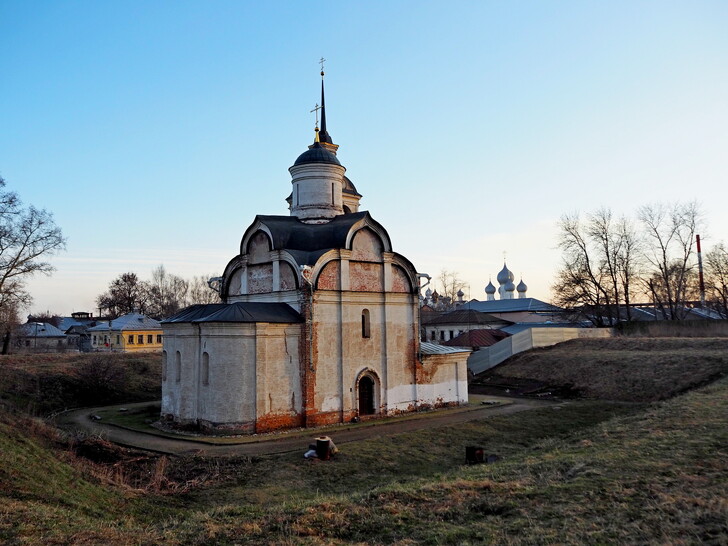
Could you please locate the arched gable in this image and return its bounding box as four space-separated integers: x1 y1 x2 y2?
239 218 274 256
391 253 419 295
344 215 392 253
350 228 383 262
247 231 272 264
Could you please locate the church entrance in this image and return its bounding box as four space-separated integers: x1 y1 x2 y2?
358 375 376 415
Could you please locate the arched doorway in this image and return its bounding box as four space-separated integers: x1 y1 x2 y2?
358 375 376 415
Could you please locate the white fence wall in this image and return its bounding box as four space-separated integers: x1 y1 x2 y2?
467 327 613 375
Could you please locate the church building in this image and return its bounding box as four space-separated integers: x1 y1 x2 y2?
160 69 469 434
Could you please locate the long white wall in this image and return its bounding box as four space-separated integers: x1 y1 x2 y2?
467 327 613 375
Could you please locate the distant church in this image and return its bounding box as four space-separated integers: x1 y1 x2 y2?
160 68 468 434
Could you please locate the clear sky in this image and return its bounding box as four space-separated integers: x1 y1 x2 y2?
1 1 727 315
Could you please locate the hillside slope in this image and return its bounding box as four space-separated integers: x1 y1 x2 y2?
475 337 728 401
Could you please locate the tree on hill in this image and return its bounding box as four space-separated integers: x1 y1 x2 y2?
146 265 189 319
705 242 728 318
0 176 66 353
96 272 149 318
552 208 640 326
188 274 221 305
639 202 702 320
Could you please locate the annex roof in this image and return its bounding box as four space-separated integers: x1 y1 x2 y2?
420 342 472 355
163 302 303 324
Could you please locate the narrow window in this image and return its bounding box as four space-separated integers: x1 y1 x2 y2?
147 334 153 344
116 335 120 344
361 309 371 338
138 334 144 344
162 351 168 381
295 184 299 206
92 335 97 344
201 352 210 386
157 334 162 343
175 351 181 383
128 334 134 344
331 183 335 204
439 330 445 341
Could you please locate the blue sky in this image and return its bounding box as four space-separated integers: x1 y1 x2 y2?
1 1 727 314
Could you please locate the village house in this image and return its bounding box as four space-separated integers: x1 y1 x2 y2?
87 312 163 352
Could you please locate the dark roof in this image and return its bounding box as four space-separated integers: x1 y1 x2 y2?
342 176 361 197
293 143 341 166
466 298 563 314
442 328 510 347
163 302 302 324
255 211 369 254
421 309 512 326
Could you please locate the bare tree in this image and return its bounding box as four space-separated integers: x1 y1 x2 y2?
0 177 65 352
552 209 640 326
188 274 221 305
638 202 702 320
437 270 467 308
96 272 150 318
705 242 728 318
146 265 189 319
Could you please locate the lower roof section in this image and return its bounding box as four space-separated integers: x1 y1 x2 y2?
162 303 303 324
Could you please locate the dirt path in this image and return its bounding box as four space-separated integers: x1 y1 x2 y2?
56 396 558 457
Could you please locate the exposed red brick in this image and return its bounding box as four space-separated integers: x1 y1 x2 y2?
350 261 383 291
391 265 412 293
316 261 340 290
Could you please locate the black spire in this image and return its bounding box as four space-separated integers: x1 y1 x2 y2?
318 68 333 145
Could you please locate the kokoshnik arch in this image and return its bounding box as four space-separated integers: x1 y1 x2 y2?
160 67 469 434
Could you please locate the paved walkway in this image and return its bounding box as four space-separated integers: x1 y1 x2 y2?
56 396 558 457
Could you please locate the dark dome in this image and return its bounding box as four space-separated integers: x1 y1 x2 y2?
293 143 341 166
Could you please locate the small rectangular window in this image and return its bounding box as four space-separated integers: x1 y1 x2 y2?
157 334 162 343
361 309 371 338
128 335 134 344
138 334 144 344
147 334 153 344
92 335 97 344
116 335 120 344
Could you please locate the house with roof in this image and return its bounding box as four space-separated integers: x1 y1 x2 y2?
87 312 163 352
161 69 468 434
421 308 513 343
14 322 68 353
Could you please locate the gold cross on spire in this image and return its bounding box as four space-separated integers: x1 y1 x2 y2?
319 57 326 76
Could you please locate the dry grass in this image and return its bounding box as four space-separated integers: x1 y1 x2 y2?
481 337 728 401
1 337 727 544
0 352 161 415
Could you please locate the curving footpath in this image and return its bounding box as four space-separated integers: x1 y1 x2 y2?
56 396 559 457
